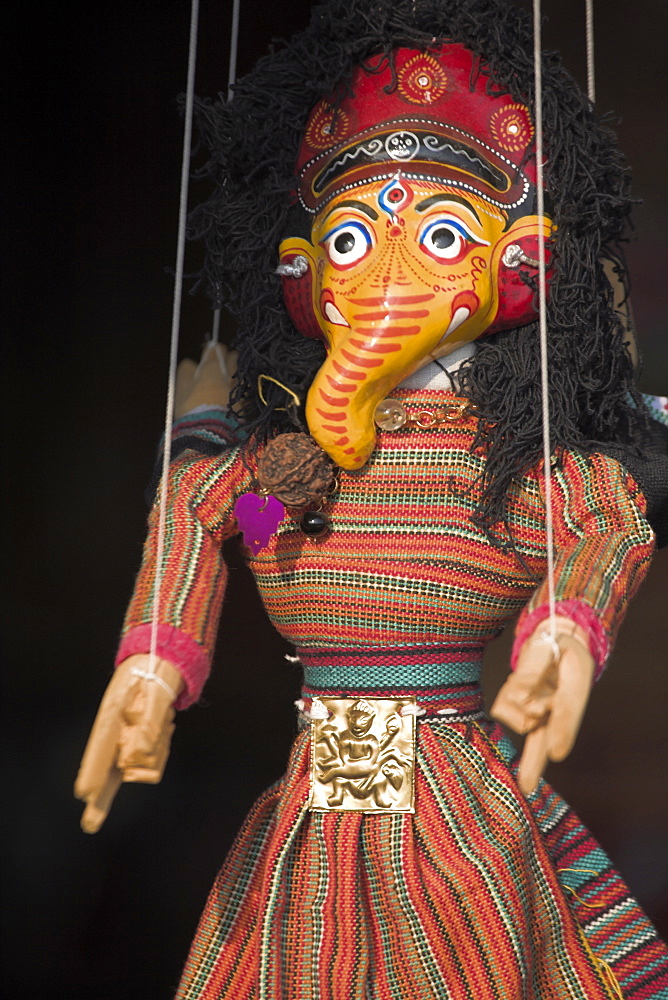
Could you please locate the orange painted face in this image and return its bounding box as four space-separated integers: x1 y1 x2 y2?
279 173 551 469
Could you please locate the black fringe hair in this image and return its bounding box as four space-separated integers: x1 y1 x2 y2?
189 0 646 531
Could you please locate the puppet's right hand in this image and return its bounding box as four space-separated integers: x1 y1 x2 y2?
74 655 184 834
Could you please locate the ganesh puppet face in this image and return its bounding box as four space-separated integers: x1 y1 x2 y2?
278 45 552 470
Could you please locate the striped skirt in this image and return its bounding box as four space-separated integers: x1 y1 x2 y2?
175 653 668 999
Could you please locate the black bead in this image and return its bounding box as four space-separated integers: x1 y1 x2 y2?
300 510 331 537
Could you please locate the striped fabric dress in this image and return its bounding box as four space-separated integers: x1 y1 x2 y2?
118 388 668 999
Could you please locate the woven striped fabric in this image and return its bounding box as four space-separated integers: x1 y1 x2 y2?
642 393 668 428
174 660 668 1000
168 406 245 459
121 390 653 686
116 388 665 998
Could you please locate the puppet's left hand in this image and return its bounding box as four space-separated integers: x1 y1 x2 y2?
174 341 238 418
491 616 595 795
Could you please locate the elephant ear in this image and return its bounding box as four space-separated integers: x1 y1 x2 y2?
278 238 325 341
486 215 554 335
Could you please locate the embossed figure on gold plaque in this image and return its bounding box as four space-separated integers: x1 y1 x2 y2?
309 697 416 813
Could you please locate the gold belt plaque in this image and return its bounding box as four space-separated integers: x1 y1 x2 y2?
308 696 416 813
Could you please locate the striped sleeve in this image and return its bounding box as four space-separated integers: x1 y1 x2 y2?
146 406 247 504
512 451 655 678
116 445 253 708
168 405 247 458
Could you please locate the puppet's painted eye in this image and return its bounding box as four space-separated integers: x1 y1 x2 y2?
419 218 488 263
322 221 372 268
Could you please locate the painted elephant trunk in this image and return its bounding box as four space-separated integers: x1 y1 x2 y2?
305 290 451 469
307 288 487 468
305 338 394 470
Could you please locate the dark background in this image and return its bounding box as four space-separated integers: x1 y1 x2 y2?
3 1 667 997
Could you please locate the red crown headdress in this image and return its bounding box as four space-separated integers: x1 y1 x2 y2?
296 44 537 218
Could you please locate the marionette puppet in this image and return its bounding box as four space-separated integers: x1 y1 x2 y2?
75 0 668 997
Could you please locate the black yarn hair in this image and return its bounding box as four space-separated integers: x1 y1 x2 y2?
189 0 646 531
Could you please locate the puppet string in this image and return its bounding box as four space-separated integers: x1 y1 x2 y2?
533 0 557 640
211 306 221 344
585 0 596 105
211 0 241 346
227 0 241 102
148 0 200 685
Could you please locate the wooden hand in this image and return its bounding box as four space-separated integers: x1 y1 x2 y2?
74 655 184 833
174 342 238 418
491 617 595 795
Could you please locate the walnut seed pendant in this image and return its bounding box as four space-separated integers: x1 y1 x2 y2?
236 433 337 551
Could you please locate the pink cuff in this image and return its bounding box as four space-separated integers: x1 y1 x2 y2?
511 599 609 682
115 624 211 710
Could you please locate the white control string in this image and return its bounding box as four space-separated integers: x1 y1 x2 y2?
227 0 241 102
585 0 596 105
211 0 241 345
533 0 557 638
148 0 200 682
